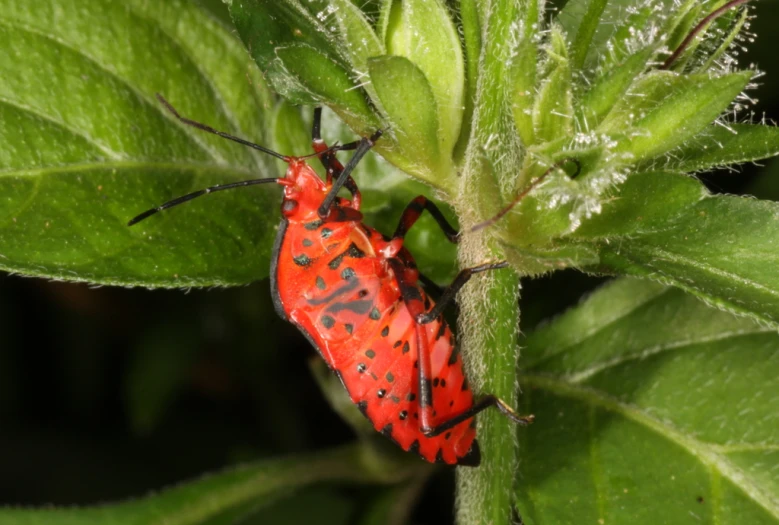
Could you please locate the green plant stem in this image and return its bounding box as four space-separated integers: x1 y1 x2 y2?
454 0 526 521
455 247 522 525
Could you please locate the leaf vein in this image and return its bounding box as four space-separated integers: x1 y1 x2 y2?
566 328 774 383
122 2 266 170
0 95 122 160
520 374 779 519
0 16 227 164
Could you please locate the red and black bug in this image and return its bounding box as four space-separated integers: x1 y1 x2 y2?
129 96 536 466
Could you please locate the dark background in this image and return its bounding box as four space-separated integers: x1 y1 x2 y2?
1 1 777 522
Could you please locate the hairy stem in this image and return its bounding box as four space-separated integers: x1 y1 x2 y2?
455 0 526 520
455 246 521 525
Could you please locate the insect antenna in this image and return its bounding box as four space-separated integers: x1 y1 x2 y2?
130 97 352 226
128 177 279 226
470 158 581 233
156 94 291 161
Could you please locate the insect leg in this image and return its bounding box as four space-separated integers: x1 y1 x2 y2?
318 128 383 219
393 196 459 243
417 273 444 298
311 109 360 205
311 111 360 203
415 262 509 325
389 259 532 436
422 395 534 438
386 258 437 432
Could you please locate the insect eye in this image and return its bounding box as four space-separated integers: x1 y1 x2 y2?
282 199 299 216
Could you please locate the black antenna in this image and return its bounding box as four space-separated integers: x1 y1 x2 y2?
156 94 290 161
128 178 280 226
130 96 365 226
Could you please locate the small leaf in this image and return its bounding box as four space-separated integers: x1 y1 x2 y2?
511 0 540 146
556 0 678 69
697 6 749 72
578 46 654 127
590 195 779 329
517 278 779 524
533 27 574 144
276 45 377 129
326 0 383 71
228 0 348 105
457 0 482 161
613 71 752 162
376 0 393 43
0 445 420 525
385 0 465 161
660 124 779 173
567 0 608 71
368 55 446 186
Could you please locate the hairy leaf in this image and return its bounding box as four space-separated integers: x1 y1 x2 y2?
0 0 280 287
661 124 779 173
590 195 779 328
517 278 779 524
275 44 375 125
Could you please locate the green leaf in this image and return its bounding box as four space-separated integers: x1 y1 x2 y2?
660 124 779 173
590 195 779 329
0 0 282 287
532 27 573 145
557 0 680 69
517 278 779 524
578 47 654 127
368 55 446 186
275 44 376 127
0 445 420 525
571 171 708 239
510 0 540 146
456 0 482 162
228 0 350 105
250 487 355 525
697 5 749 72
385 0 465 162
612 71 752 162
567 0 608 71
326 0 383 72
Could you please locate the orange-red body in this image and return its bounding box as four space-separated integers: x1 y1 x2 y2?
271 161 478 464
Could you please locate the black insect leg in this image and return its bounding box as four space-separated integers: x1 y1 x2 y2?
421 395 534 438
317 128 383 220
393 196 459 243
388 258 532 436
311 108 360 203
417 273 444 298
415 262 508 325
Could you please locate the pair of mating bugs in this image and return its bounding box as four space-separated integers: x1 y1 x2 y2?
130 96 576 466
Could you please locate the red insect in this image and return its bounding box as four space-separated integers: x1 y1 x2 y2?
130 96 534 466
